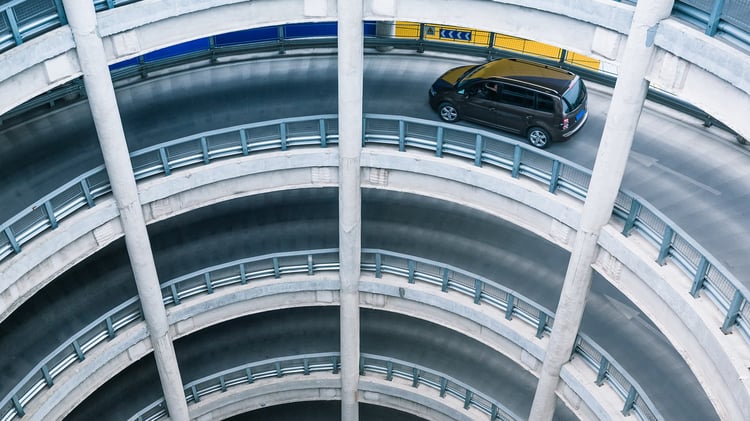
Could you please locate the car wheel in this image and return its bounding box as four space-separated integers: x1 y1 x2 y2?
527 127 551 148
439 102 459 122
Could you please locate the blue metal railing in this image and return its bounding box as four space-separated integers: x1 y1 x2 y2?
0 248 660 421
0 113 747 363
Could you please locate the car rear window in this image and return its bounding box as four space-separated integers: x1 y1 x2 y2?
562 78 586 113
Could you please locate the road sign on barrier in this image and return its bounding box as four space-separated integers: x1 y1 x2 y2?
439 29 472 41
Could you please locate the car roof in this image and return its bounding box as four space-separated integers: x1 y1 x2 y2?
469 58 577 95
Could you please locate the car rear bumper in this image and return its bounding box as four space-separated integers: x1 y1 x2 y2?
561 109 589 139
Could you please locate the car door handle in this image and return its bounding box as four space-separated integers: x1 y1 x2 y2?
489 107 496 112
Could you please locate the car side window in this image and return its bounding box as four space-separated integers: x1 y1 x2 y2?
536 94 555 113
499 84 534 108
481 82 500 101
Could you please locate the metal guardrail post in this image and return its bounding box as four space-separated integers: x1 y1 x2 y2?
398 119 406 151
375 252 382 278
622 386 637 415
706 0 726 35
7 8 22 46
511 145 522 178
622 199 641 236
487 32 496 61
435 126 443 157
159 148 171 176
319 119 327 148
549 160 561 193
417 23 425 53
656 225 675 266
721 290 743 334
277 25 285 54
690 257 709 297
505 294 515 320
474 134 483 167
595 356 609 386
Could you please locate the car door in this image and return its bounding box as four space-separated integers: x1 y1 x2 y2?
458 81 499 126
494 83 537 134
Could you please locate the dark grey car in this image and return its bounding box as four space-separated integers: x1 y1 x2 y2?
429 58 588 148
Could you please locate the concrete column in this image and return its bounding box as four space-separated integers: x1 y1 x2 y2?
61 1 189 419
337 0 364 420
375 21 395 52
528 0 674 419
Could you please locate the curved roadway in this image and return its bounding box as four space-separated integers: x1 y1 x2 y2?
0 52 739 419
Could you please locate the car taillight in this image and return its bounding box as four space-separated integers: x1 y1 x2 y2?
562 118 569 130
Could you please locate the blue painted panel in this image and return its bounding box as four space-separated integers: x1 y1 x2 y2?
284 21 337 38
109 56 139 70
214 26 279 46
363 21 377 36
143 38 210 62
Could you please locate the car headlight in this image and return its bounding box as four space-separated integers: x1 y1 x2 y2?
429 87 437 96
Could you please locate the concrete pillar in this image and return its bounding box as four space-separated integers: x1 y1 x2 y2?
528 0 674 419
337 0 364 420
375 21 395 52
60 1 189 419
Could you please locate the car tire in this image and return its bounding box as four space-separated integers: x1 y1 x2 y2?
438 102 460 122
527 126 551 148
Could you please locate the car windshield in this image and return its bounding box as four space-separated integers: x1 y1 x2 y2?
561 78 586 113
456 65 482 87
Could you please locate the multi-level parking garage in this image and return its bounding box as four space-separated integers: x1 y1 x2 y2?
0 0 749 420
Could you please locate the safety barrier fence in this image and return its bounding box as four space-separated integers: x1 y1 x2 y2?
0 113 747 384
0 248 659 421
1 6 746 139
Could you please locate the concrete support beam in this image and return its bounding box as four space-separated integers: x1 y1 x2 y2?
528 0 675 420
337 0 364 419
60 0 189 419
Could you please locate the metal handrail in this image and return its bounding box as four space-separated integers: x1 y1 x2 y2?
0 248 659 421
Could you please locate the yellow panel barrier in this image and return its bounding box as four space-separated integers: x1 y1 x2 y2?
393 21 601 71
